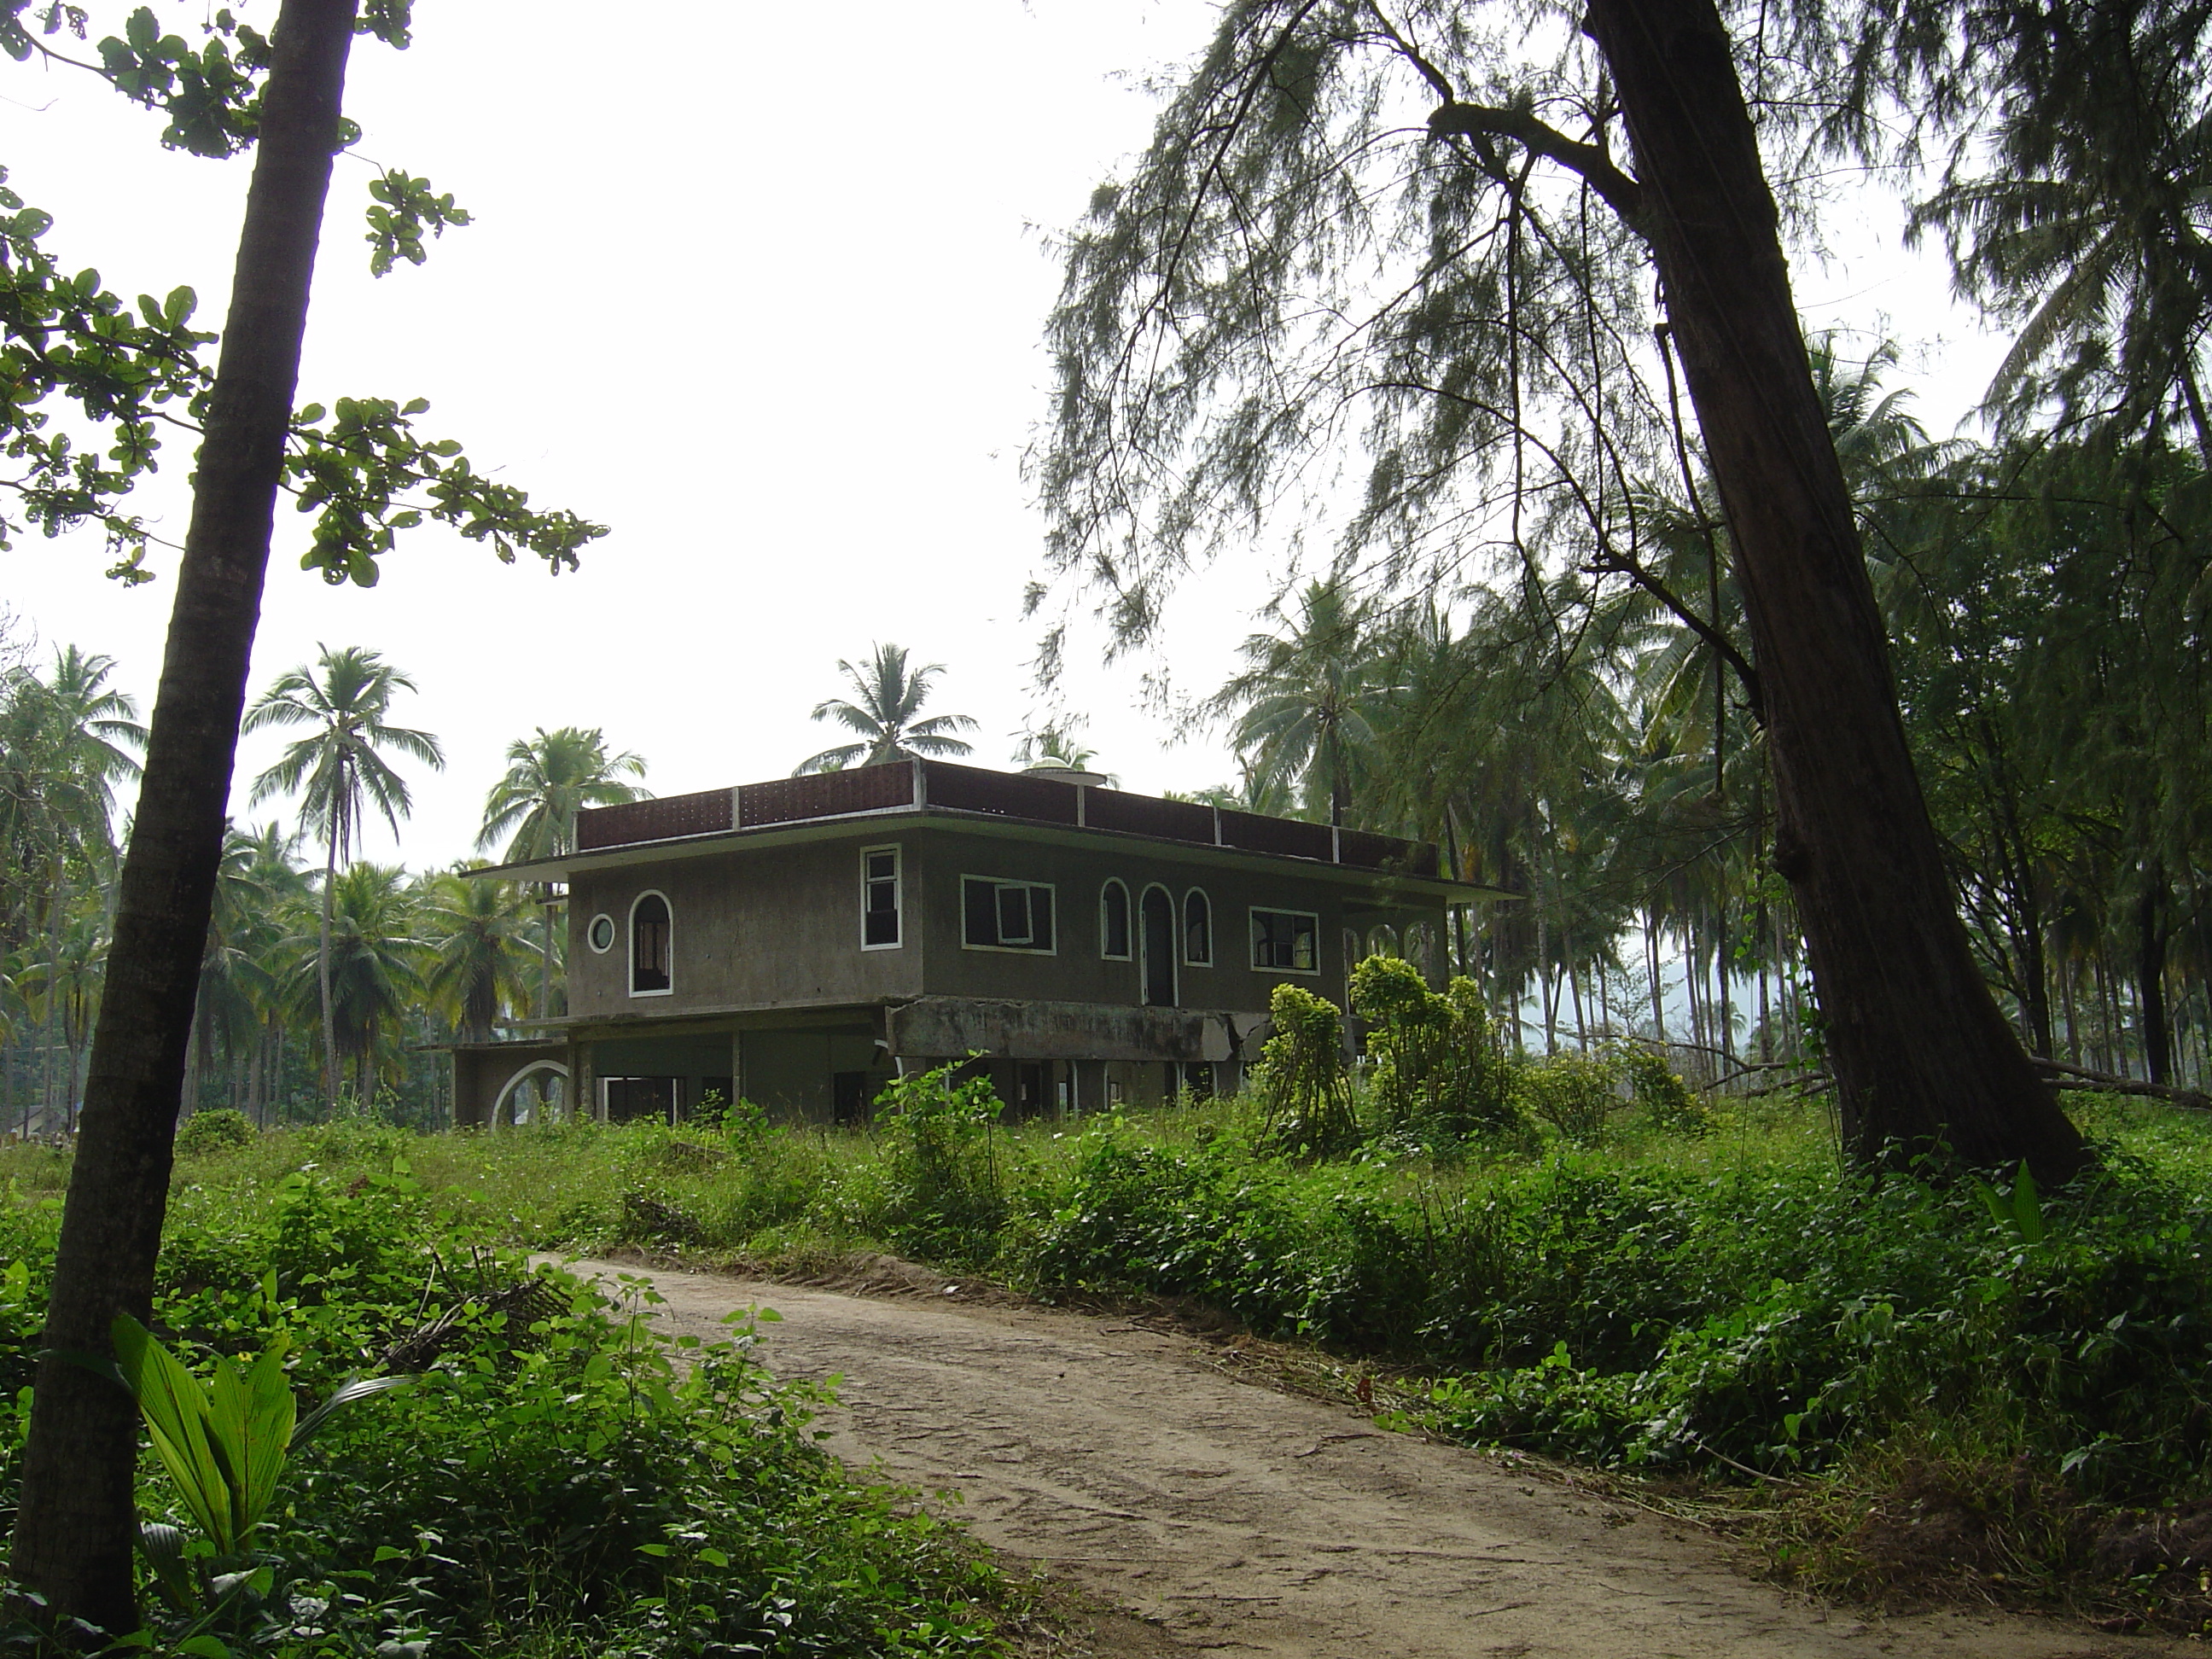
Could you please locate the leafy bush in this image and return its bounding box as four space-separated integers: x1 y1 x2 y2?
175 1107 257 1158
1514 1051 1622 1143
1612 1043 1711 1135
867 1062 1011 1267
1349 957 1517 1145
1253 983 1359 1157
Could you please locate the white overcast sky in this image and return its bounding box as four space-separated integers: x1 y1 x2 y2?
0 2 2007 870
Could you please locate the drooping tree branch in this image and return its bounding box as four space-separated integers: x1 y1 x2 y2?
1427 102 1648 236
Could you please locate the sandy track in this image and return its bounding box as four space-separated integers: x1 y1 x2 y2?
568 1259 2168 1658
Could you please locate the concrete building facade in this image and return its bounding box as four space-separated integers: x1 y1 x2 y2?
453 759 1493 1126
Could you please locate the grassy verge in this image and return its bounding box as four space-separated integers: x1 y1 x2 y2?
0 1148 1019 1656
9 1084 2212 1637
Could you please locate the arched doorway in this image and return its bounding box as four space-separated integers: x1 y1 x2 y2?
1140 885 1178 1007
492 1061 570 1128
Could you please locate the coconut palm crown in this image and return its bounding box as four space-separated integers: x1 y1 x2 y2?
476 725 649 864
795 643 977 775
244 645 442 1100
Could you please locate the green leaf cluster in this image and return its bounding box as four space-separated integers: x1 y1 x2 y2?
1253 981 1359 1157
1349 955 1517 1146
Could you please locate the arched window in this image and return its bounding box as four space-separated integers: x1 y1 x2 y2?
1405 921 1439 983
1365 923 1400 961
630 891 672 995
1182 889 1213 965
1343 928 1363 971
1100 880 1132 959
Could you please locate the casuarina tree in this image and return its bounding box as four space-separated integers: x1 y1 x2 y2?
1039 0 2088 1180
7 0 603 1628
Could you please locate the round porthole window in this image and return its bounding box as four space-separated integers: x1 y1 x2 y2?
587 913 616 953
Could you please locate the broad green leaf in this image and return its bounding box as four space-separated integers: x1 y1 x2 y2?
239 1335 295 1535
111 1315 233 1552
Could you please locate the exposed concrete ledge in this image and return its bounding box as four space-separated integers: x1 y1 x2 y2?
887 995 1245 1063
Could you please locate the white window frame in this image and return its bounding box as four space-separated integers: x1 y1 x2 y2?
1249 906 1322 975
960 875 1059 955
1366 923 1401 960
1181 887 1214 967
1099 878 1132 960
860 843 903 951
585 911 616 954
628 888 674 998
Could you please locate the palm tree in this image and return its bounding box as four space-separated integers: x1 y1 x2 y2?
795 643 977 774
476 726 648 1020
0 649 143 1128
282 862 427 1103
244 647 443 1103
1212 582 1388 828
423 869 536 1044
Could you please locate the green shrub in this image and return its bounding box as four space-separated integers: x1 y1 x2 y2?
175 1106 256 1157
1515 1050 1623 1142
1612 1043 1711 1135
868 1061 1010 1266
1254 982 1359 1157
1349 957 1518 1145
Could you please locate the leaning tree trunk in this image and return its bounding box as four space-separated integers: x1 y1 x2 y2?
1580 0 2087 1181
8 0 360 1627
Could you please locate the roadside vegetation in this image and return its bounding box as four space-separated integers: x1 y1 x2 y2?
0 1136 1016 1656
16 1033 2212 1639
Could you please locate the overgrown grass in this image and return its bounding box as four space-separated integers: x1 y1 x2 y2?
0 1139 1016 1656
10 1085 2212 1635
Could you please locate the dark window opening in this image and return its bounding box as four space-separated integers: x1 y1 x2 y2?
1183 890 1213 965
1013 1060 1051 1119
604 1075 680 1123
863 847 900 946
1253 908 1319 972
1101 881 1131 958
1141 887 1177 1006
834 1070 878 1124
631 894 672 992
963 877 1055 951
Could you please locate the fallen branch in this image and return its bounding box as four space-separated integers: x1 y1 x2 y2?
2032 1057 2211 1112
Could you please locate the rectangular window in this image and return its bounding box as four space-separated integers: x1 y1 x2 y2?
862 845 901 948
1252 907 1320 973
963 876 1056 952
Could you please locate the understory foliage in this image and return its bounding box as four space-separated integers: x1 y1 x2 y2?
1253 984 1359 1157
1348 957 1516 1147
17 1074 2212 1627
0 1152 1009 1656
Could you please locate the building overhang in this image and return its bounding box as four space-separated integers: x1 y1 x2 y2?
472 806 1508 905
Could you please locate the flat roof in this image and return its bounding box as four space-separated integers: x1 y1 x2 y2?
471 759 1511 903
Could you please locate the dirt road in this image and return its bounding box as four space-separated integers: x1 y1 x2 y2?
568 1258 2169 1658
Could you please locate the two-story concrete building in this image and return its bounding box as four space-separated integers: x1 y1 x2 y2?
451 758 1494 1126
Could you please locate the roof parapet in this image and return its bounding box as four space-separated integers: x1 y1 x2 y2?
573 758 1442 878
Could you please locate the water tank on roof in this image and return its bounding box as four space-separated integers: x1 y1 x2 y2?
1021 763 1108 787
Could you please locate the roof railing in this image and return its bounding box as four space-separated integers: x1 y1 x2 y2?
573 758 1437 876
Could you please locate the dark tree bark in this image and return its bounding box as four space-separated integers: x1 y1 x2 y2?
8 0 360 1628
1580 0 2087 1181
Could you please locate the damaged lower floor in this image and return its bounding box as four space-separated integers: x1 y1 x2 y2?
447 994 1273 1128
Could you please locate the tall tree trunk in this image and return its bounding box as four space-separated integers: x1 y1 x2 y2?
318 826 340 1102
2138 872 2171 1086
1583 0 2086 1179
8 0 360 1626
2060 956 2081 1067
